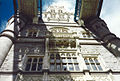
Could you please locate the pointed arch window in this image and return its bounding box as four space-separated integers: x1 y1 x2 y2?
27 29 38 37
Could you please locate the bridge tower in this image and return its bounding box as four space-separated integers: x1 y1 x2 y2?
0 0 120 81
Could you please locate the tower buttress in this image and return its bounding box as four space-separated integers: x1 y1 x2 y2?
85 17 120 57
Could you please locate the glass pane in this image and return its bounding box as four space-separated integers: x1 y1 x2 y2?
39 58 43 62
91 64 97 70
56 64 61 71
31 63 37 71
94 59 99 63
50 58 54 63
67 58 72 63
62 58 67 63
38 63 42 71
89 59 94 63
33 58 37 62
84 59 89 63
86 64 91 70
56 58 60 63
62 64 67 71
28 58 32 62
73 58 77 63
25 63 31 71
68 64 74 71
97 64 103 71
33 32 37 37
50 64 55 71
50 54 54 58
74 64 80 71
56 54 60 59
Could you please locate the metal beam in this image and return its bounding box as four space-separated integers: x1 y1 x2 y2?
74 0 103 21
17 0 38 20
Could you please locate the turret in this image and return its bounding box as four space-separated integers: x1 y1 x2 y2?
0 15 26 67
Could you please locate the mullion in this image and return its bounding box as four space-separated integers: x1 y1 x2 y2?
88 58 93 70
93 58 99 71
36 58 39 71
30 58 34 71
31 58 37 71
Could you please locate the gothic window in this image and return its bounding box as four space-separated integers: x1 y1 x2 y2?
49 53 80 71
27 29 38 37
25 57 43 71
84 57 103 71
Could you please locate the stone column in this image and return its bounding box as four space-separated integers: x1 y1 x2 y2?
84 17 120 57
42 38 49 81
0 15 25 67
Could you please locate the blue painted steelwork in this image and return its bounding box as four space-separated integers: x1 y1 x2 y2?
38 0 42 18
97 0 103 16
13 0 18 14
74 0 103 22
74 0 82 22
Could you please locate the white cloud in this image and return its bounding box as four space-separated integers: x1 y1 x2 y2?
44 0 120 38
101 0 120 37
43 0 76 12
51 0 75 12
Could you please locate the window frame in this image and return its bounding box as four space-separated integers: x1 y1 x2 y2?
25 56 43 72
84 57 103 71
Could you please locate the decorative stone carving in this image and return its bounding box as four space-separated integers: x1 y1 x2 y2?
49 27 77 38
17 44 45 55
49 75 84 81
22 75 43 81
43 6 73 22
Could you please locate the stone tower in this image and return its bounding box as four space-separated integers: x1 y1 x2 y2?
0 6 120 81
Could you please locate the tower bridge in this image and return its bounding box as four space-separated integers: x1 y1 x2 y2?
0 0 120 81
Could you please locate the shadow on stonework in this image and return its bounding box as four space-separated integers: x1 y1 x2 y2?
13 17 75 81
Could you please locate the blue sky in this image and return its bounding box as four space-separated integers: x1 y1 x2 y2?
0 0 14 31
0 0 120 37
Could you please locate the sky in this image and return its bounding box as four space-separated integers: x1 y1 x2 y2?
0 0 120 37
